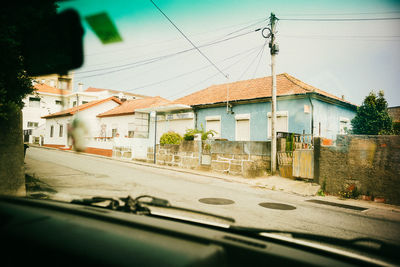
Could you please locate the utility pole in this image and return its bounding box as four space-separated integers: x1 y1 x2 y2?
262 13 279 174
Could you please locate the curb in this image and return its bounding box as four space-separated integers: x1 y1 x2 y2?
27 144 248 184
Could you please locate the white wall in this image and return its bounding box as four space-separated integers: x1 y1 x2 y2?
44 116 71 146
43 100 120 146
22 93 65 131
76 100 121 138
149 112 195 143
99 112 149 138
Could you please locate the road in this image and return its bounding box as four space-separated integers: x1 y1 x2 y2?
25 146 400 245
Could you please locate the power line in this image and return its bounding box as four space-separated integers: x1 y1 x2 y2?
251 43 266 78
76 29 258 78
149 0 228 79
279 10 400 16
124 44 264 93
85 17 267 58
78 18 265 70
237 41 266 81
279 34 400 41
166 44 262 99
280 17 400 21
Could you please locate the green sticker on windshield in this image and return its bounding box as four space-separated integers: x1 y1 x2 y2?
85 12 123 44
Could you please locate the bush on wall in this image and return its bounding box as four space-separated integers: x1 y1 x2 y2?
160 131 182 145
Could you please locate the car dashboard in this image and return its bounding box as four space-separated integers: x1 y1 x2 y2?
0 197 394 267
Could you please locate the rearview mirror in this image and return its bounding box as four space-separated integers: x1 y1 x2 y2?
22 9 84 76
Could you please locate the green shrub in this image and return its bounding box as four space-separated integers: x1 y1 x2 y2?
183 129 197 141
183 124 217 141
160 132 182 145
394 122 400 135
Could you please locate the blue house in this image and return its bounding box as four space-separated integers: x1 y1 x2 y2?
174 73 357 141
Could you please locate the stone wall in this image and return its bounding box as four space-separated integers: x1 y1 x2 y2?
314 135 400 204
147 140 271 178
147 141 201 169
210 141 270 178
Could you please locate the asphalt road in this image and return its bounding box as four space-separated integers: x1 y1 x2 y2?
25 146 400 245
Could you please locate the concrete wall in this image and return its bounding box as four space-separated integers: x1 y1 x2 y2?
195 96 355 141
0 110 26 196
147 140 271 178
314 135 400 204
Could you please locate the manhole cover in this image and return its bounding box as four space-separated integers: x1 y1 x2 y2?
199 198 235 205
259 202 296 210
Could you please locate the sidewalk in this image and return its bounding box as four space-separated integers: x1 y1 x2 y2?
28 144 400 212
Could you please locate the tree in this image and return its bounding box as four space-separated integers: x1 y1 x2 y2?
351 91 393 135
0 1 58 125
0 1 58 196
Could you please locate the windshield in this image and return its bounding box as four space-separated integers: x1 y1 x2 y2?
2 0 400 248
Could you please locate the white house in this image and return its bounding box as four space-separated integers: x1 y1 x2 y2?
135 104 194 142
84 87 149 101
22 83 72 143
22 83 150 144
96 96 171 138
42 97 122 151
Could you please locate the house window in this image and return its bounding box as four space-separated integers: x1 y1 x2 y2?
29 97 41 108
128 131 135 138
235 114 250 141
132 113 149 138
50 125 54 137
59 125 63 137
205 115 221 138
58 79 69 90
339 117 350 134
82 101 89 105
72 101 77 107
112 128 118 137
27 121 39 128
268 111 288 138
55 100 62 105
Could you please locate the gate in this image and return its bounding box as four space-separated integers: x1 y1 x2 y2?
292 134 314 179
277 133 314 180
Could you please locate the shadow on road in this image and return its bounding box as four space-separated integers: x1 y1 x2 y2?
25 174 57 199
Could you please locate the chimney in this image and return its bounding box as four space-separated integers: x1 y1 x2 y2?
78 82 83 92
341 95 345 100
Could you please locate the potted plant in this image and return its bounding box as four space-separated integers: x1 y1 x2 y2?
361 191 372 201
374 196 385 203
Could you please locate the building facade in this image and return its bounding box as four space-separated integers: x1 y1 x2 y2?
174 73 357 141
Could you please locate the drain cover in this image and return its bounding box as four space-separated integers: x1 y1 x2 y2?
199 198 235 205
306 199 367 211
259 202 296 210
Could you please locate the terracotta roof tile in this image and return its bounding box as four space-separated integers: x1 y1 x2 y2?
173 73 356 106
84 87 149 98
34 83 72 95
97 96 171 117
42 97 122 119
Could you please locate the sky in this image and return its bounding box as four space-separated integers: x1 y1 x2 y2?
58 0 400 106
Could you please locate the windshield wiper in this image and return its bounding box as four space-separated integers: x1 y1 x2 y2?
71 195 235 223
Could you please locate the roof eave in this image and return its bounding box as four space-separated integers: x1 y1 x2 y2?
97 112 135 118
